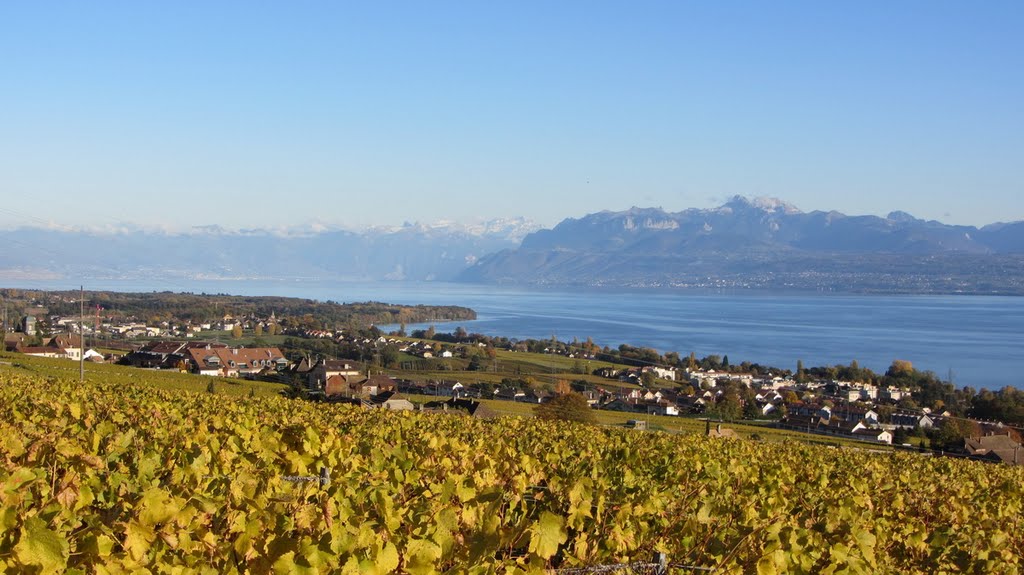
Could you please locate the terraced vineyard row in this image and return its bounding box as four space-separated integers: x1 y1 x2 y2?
1 372 1022 573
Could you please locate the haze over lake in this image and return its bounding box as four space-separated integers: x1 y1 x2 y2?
14 279 1024 391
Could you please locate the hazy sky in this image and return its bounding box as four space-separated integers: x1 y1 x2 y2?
2 1 1022 231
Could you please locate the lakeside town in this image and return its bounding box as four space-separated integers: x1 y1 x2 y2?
4 292 1021 467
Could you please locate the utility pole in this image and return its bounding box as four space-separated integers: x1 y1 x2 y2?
80 285 85 382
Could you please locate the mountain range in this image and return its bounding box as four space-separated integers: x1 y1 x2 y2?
0 218 538 282
458 197 1024 294
3 198 1024 294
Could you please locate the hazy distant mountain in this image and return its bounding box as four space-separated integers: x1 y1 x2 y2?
6 200 1024 294
0 218 540 282
459 197 1024 294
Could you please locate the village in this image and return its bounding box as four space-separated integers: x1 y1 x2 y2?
3 306 1022 467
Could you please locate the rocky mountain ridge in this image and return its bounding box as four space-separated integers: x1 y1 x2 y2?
459 197 1024 293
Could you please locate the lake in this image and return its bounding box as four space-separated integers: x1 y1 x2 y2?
12 279 1024 390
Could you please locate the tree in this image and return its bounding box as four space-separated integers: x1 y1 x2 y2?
641 371 656 387
721 355 730 370
231 325 243 339
876 404 895 424
932 417 975 451
796 360 806 384
743 398 761 420
887 360 915 378
710 391 742 422
892 427 908 445
255 323 264 336
381 345 399 368
687 352 698 371
534 393 596 424
267 324 280 336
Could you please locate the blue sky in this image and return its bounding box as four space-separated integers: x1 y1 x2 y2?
1 1 1021 231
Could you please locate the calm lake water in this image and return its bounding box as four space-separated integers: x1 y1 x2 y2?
14 279 1024 390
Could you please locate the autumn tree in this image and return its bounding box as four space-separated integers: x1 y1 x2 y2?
231 325 243 339
534 392 596 424
887 360 915 378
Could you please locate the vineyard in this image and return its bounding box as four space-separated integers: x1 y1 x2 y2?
2 370 1023 574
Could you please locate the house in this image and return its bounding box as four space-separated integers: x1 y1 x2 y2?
367 374 398 394
890 412 935 430
18 345 66 359
879 388 910 402
47 334 83 361
964 433 1023 465
829 406 879 425
423 380 463 396
646 401 679 417
369 391 415 411
676 395 707 414
307 359 362 390
516 390 552 404
651 366 675 380
422 398 496 418
600 398 645 413
778 414 825 432
121 341 189 369
324 374 350 396
17 334 84 360
851 428 893 444
641 390 663 402
186 346 288 378
4 333 27 352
